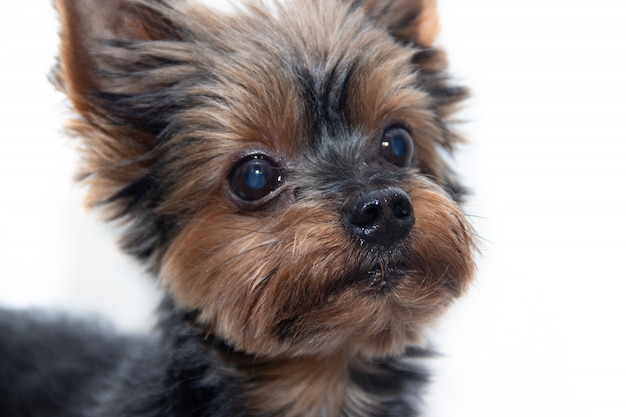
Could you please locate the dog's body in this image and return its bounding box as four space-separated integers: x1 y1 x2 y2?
0 1 475 416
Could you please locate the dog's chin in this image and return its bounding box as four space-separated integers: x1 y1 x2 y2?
357 264 406 294
197 265 461 359
206 304 426 360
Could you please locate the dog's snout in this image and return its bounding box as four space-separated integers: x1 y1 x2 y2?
342 187 414 247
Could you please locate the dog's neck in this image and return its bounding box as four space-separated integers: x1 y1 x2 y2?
160 302 425 417
227 352 350 417
214 343 426 417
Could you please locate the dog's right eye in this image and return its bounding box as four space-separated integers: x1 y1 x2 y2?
229 155 283 202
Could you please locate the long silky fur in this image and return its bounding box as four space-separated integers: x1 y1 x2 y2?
0 1 475 416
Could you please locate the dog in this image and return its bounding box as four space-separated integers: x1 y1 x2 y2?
0 0 475 416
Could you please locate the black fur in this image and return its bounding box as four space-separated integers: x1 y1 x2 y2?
296 59 358 138
0 302 429 417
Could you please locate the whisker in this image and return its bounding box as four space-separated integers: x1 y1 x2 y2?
220 225 274 235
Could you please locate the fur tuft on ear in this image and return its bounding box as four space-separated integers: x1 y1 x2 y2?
415 0 440 46
355 0 440 46
53 0 186 114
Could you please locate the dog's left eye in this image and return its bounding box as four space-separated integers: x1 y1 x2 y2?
380 126 415 167
229 155 283 201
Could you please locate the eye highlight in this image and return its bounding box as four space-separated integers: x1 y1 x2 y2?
380 126 415 167
229 155 283 202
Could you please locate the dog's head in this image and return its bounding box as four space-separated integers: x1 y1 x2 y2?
54 0 475 358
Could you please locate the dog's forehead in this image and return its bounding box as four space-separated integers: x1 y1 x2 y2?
204 2 421 154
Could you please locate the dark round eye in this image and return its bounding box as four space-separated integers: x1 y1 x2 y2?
380 126 415 167
229 155 283 201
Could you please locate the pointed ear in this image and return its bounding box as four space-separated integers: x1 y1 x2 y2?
358 0 440 46
54 0 184 114
52 0 209 216
52 0 213 264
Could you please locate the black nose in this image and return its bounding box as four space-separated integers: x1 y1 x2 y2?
342 187 414 247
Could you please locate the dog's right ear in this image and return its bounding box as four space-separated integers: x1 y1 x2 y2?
51 0 216 260
355 0 441 46
53 0 189 115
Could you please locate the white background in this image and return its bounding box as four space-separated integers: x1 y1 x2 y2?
1 1 626 416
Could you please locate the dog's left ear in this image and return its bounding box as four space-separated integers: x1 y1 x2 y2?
356 0 440 45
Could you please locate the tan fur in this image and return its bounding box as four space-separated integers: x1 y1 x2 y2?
225 347 437 417
417 0 441 45
242 354 350 417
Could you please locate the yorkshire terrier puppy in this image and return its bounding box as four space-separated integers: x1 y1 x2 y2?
0 0 475 416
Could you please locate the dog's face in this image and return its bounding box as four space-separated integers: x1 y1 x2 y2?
54 0 475 358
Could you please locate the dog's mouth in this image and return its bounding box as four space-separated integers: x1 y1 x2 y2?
356 261 409 292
